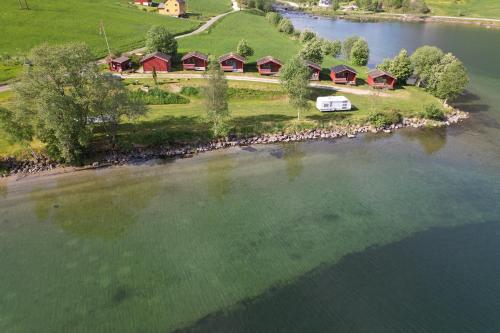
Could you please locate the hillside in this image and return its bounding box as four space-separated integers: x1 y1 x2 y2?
0 0 230 58
425 0 499 19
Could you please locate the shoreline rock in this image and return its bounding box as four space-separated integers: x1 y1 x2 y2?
0 110 469 179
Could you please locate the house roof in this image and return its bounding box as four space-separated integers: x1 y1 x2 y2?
181 51 209 61
111 56 130 64
218 52 246 63
256 56 283 66
140 51 172 63
368 69 395 79
305 60 321 70
331 64 357 74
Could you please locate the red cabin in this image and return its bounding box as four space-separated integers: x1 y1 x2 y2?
181 51 208 71
140 52 171 73
218 53 246 73
306 61 321 81
330 64 357 85
108 56 131 73
256 56 283 76
367 69 396 89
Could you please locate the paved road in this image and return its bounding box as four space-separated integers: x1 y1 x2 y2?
120 73 390 96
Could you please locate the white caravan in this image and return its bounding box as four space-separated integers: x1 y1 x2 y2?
316 96 352 112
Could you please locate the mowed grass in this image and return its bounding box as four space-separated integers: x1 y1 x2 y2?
188 0 233 17
426 0 500 18
0 0 200 58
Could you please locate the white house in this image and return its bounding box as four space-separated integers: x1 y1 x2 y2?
318 0 332 7
316 96 352 112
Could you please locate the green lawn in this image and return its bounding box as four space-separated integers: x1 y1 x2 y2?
188 0 233 17
0 0 201 58
426 0 500 18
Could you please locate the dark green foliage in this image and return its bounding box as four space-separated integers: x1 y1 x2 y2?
368 110 402 127
356 0 379 11
129 88 189 105
299 38 324 65
322 40 342 58
0 106 32 144
236 39 254 57
204 61 230 137
280 56 311 120
350 39 370 66
411 46 444 86
342 36 361 61
426 53 469 101
377 49 413 84
420 104 445 120
299 29 317 43
145 26 178 58
180 86 200 96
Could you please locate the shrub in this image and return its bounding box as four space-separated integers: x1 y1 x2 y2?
420 104 445 120
266 12 283 25
350 39 369 66
368 110 402 127
129 88 189 105
299 38 324 64
180 86 200 96
299 29 317 43
278 18 294 34
236 39 254 57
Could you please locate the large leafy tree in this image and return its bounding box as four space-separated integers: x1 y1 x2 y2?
204 61 230 137
342 36 361 61
145 26 178 57
411 46 444 86
278 18 294 34
427 53 469 102
322 40 342 58
280 56 311 120
236 39 254 58
350 39 370 66
11 43 145 163
299 38 324 65
377 49 413 84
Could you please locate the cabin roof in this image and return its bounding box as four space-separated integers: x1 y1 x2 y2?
305 60 321 70
368 69 395 79
331 64 357 74
111 56 130 64
256 56 283 66
218 52 246 63
140 51 172 63
181 51 209 61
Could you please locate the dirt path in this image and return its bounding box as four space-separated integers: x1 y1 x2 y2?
120 73 390 96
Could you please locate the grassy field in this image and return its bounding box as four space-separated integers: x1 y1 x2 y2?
188 0 233 17
426 0 500 18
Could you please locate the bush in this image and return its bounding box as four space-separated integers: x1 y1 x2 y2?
180 86 200 96
299 29 317 43
236 39 254 57
129 88 189 105
350 39 369 66
368 110 402 127
420 104 445 120
278 18 294 34
266 12 282 25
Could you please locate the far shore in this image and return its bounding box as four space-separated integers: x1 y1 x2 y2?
0 109 468 180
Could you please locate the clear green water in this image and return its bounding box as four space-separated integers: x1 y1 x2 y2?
1 18 500 333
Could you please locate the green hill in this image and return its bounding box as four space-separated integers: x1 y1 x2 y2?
426 0 500 19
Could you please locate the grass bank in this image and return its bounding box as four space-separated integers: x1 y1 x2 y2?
426 0 500 19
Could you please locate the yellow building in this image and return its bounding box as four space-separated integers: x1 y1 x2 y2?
158 0 186 17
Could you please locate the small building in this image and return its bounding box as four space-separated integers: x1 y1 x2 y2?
341 4 359 11
318 0 332 7
108 56 131 73
158 0 186 17
140 52 172 73
135 0 152 6
367 69 396 89
219 53 246 73
256 56 283 76
306 61 322 81
330 64 357 85
181 51 209 71
316 96 352 112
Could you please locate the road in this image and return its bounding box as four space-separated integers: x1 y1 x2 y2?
120 73 390 96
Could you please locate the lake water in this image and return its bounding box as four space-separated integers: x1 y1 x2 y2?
1 16 500 333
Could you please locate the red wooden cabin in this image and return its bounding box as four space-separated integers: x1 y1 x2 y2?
108 56 131 72
181 51 208 71
140 52 172 73
218 53 246 73
306 61 321 81
367 69 396 89
330 64 357 85
256 56 283 75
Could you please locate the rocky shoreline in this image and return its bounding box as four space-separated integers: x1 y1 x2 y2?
1 110 468 179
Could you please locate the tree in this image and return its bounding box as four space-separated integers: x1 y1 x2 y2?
426 53 469 102
350 38 369 66
236 39 254 57
266 11 282 25
377 58 393 72
145 26 178 58
278 18 294 34
280 56 311 120
204 61 230 137
152 67 158 86
299 29 317 43
411 46 444 86
299 38 324 65
342 36 361 60
11 43 145 163
321 40 342 58
389 49 413 84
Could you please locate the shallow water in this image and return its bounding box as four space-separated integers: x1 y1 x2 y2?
1 16 500 333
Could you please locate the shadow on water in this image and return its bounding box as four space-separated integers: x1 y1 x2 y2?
269 143 305 181
174 221 500 333
29 169 161 239
206 153 234 201
400 127 448 155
